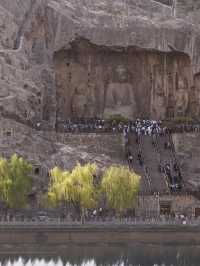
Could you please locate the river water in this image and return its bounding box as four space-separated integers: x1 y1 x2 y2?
0 244 200 266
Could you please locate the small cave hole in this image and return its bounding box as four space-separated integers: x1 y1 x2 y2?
34 167 40 175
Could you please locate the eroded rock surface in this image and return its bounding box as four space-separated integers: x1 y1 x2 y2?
50 0 200 120
0 0 200 123
0 117 123 172
173 133 200 189
0 0 200 177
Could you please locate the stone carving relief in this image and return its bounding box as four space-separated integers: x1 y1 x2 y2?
71 85 95 118
175 76 189 117
53 40 193 121
71 87 87 117
151 65 166 120
69 63 96 118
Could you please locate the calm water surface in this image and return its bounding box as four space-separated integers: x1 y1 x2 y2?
0 244 200 266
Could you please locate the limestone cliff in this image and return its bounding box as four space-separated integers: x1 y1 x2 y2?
0 0 200 124
0 0 200 177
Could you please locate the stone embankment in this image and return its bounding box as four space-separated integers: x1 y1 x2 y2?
0 223 200 245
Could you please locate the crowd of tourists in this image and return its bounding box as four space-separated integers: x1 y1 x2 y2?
55 118 168 135
125 133 183 193
163 163 182 192
123 121 183 193
54 118 200 135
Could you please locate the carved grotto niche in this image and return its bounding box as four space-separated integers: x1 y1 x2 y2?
53 38 193 121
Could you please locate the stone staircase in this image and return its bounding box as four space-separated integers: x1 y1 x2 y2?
141 136 167 193
127 134 149 194
157 134 179 186
127 133 180 194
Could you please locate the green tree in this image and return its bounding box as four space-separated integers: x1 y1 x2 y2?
101 165 140 215
0 154 33 209
0 157 11 203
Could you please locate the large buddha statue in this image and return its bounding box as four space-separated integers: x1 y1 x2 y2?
104 65 136 119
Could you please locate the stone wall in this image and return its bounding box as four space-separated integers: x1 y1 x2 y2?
57 133 124 160
136 194 200 217
0 225 200 245
161 194 200 217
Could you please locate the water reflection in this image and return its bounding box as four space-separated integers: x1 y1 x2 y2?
0 244 200 266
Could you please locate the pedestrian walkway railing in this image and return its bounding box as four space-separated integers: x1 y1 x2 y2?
0 217 199 226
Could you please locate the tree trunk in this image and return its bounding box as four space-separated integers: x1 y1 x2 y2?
81 208 85 224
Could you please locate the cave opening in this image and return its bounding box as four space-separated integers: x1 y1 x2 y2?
53 38 194 122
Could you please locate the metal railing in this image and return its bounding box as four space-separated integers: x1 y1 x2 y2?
0 217 199 226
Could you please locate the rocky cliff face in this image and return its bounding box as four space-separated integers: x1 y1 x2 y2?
0 0 200 174
0 0 200 123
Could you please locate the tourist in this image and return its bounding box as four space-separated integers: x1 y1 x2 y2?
138 153 143 166
128 154 133 165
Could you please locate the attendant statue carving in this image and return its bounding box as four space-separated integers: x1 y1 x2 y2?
71 86 88 117
175 78 189 117
151 74 166 120
71 85 95 118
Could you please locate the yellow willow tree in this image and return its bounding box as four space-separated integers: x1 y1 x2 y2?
47 163 98 222
46 166 69 207
70 163 97 220
101 165 140 216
